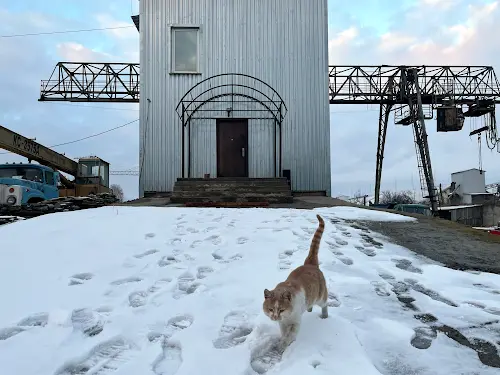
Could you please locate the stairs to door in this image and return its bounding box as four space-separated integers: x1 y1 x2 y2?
170 177 293 205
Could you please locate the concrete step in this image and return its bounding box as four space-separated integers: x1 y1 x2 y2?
171 177 292 204
174 181 289 187
170 195 293 204
172 190 292 197
176 177 288 182
173 186 291 193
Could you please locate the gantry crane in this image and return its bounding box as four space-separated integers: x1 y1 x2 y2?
38 63 500 213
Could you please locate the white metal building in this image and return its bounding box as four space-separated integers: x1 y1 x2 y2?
139 0 331 197
450 168 487 204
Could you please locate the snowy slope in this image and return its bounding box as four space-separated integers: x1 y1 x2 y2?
1 206 499 375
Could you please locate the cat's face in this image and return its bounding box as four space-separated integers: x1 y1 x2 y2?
262 289 293 321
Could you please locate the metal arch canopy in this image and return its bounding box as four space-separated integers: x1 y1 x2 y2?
174 73 288 180
175 73 288 120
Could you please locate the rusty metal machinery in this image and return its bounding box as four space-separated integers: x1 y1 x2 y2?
39 63 500 213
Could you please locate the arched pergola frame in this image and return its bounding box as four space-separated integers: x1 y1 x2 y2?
175 73 288 178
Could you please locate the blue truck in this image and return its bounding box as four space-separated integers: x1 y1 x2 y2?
0 125 112 206
0 163 60 205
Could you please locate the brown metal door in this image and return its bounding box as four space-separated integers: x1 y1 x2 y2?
216 119 248 177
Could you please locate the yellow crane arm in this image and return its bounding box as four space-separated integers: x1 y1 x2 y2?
0 125 79 176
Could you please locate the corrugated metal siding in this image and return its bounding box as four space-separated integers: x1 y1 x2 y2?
139 0 330 195
248 119 276 178
189 119 217 178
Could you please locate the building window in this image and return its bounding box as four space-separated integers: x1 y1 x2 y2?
171 27 199 73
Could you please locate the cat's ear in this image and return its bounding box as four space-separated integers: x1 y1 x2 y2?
264 289 272 299
283 290 292 301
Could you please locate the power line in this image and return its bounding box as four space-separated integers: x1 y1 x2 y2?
0 119 138 155
0 25 135 38
50 119 138 147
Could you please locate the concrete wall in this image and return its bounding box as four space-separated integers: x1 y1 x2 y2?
139 0 331 196
482 203 500 227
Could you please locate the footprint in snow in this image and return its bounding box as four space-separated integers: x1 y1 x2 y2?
206 235 222 245
300 226 315 235
334 254 353 266
69 272 94 286
212 251 243 264
278 250 295 270
172 272 202 300
213 311 254 349
110 276 143 286
355 245 376 257
71 308 104 337
371 281 391 297
410 327 437 350
197 266 214 279
472 283 500 295
359 233 384 249
18 312 49 327
404 279 458 307
134 249 159 259
190 240 203 248
158 255 180 267
237 237 249 244
328 234 348 246
129 279 173 308
391 258 423 274
148 314 194 343
0 326 25 341
169 238 182 246
54 336 137 375
145 233 156 239
0 312 49 341
249 336 285 374
129 291 149 308
150 315 194 375
464 301 500 316
152 341 183 375
327 291 341 307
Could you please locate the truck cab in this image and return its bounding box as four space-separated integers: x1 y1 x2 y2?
0 163 59 206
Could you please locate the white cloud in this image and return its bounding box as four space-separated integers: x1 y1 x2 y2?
420 0 459 9
56 42 115 61
329 27 358 47
329 0 500 196
379 32 417 52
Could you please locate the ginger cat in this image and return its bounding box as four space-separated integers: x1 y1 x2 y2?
262 214 328 348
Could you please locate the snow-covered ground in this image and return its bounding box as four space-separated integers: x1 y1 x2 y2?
1 206 500 375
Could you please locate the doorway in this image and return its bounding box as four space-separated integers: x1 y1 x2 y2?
216 119 248 177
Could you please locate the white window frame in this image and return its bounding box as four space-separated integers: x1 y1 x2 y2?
170 25 201 75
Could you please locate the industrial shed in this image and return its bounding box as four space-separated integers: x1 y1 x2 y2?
138 0 331 197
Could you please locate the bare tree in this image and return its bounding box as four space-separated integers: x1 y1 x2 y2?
110 184 124 202
380 190 415 205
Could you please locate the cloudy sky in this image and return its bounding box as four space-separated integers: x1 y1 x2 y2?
0 0 499 201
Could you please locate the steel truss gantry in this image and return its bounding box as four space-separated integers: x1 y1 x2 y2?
39 62 140 102
329 65 500 212
39 64 500 213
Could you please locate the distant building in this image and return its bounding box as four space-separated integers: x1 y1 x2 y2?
138 0 331 197
438 168 499 227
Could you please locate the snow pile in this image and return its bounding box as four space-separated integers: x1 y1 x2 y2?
1 206 499 375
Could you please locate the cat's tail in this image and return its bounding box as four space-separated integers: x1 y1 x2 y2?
304 214 325 266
